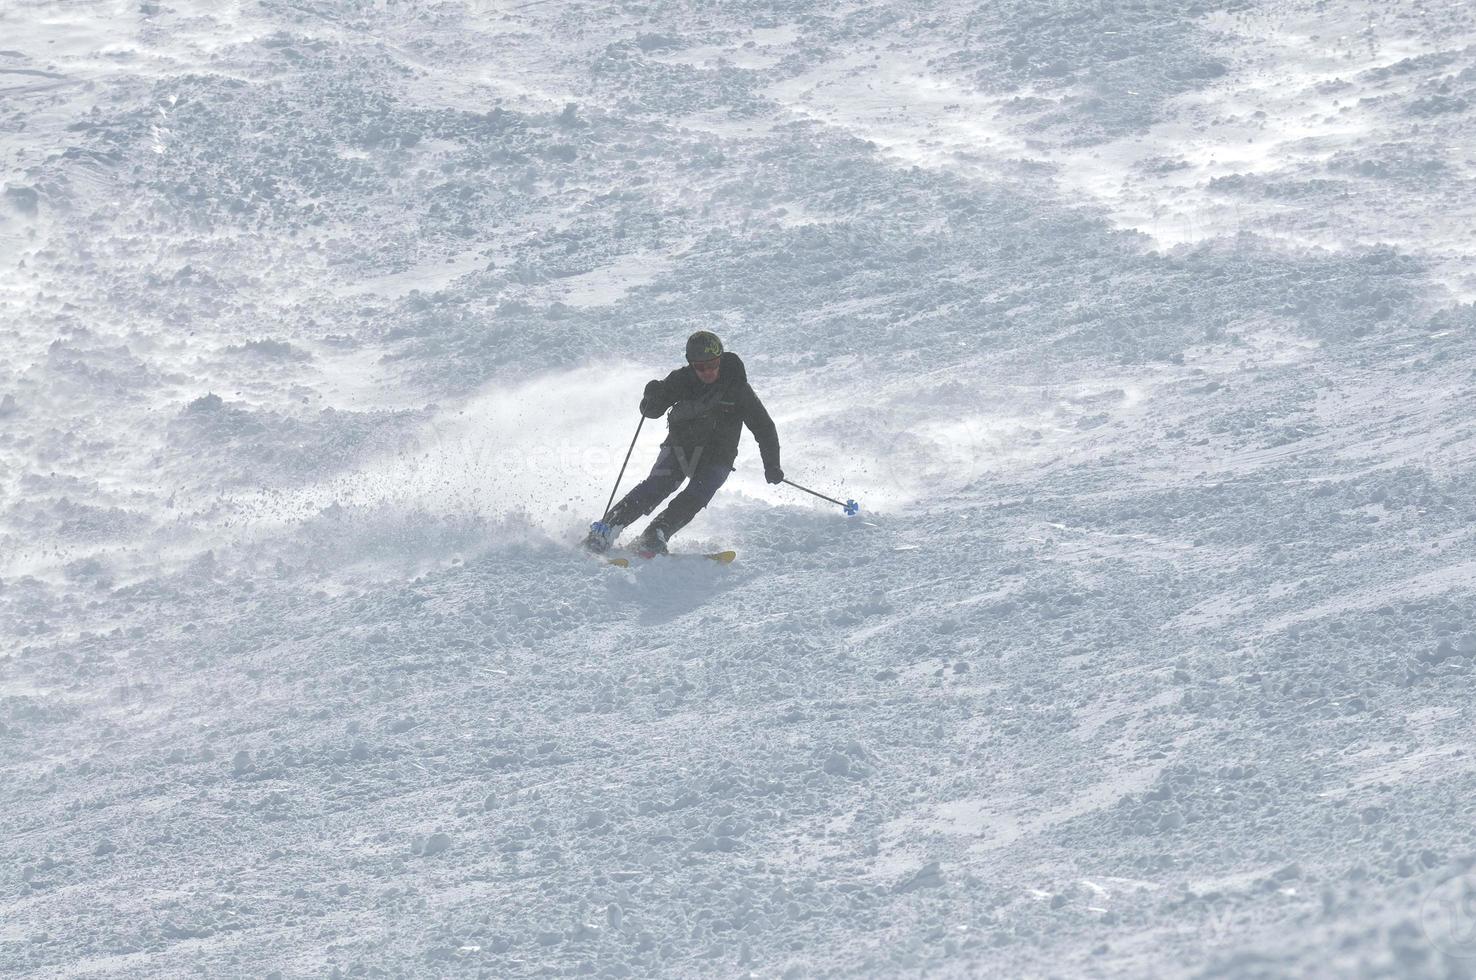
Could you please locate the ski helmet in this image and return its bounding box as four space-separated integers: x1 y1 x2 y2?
685 330 723 363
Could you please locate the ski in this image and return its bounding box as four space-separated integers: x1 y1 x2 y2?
607 550 736 568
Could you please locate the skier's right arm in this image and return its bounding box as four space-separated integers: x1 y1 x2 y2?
640 378 674 418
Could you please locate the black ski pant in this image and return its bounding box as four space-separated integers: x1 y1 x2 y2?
606 444 731 540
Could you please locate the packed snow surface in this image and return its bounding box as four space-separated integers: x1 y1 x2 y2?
4 0 1476 976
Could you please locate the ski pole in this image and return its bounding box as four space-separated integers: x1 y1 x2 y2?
600 414 645 523
782 478 859 516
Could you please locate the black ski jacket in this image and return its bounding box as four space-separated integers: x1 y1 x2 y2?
640 352 781 473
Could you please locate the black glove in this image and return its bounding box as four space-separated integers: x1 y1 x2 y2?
639 380 664 419
765 465 784 485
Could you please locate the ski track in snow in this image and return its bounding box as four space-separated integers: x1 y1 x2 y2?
3 0 1476 977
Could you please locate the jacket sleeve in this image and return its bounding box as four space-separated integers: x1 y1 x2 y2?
640 371 683 418
738 383 781 472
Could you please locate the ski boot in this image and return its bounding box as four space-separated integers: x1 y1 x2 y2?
633 525 668 557
583 521 621 554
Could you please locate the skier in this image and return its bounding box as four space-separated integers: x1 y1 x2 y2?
585 330 783 555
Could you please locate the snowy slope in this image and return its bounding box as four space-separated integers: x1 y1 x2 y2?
3 0 1476 977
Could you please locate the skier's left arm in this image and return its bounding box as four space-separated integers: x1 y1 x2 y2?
738 384 783 484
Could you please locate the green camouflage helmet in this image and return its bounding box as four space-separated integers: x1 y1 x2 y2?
685 330 723 363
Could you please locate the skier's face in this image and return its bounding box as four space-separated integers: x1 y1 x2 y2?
692 356 721 384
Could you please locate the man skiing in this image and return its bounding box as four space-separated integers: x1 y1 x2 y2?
584 330 783 555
